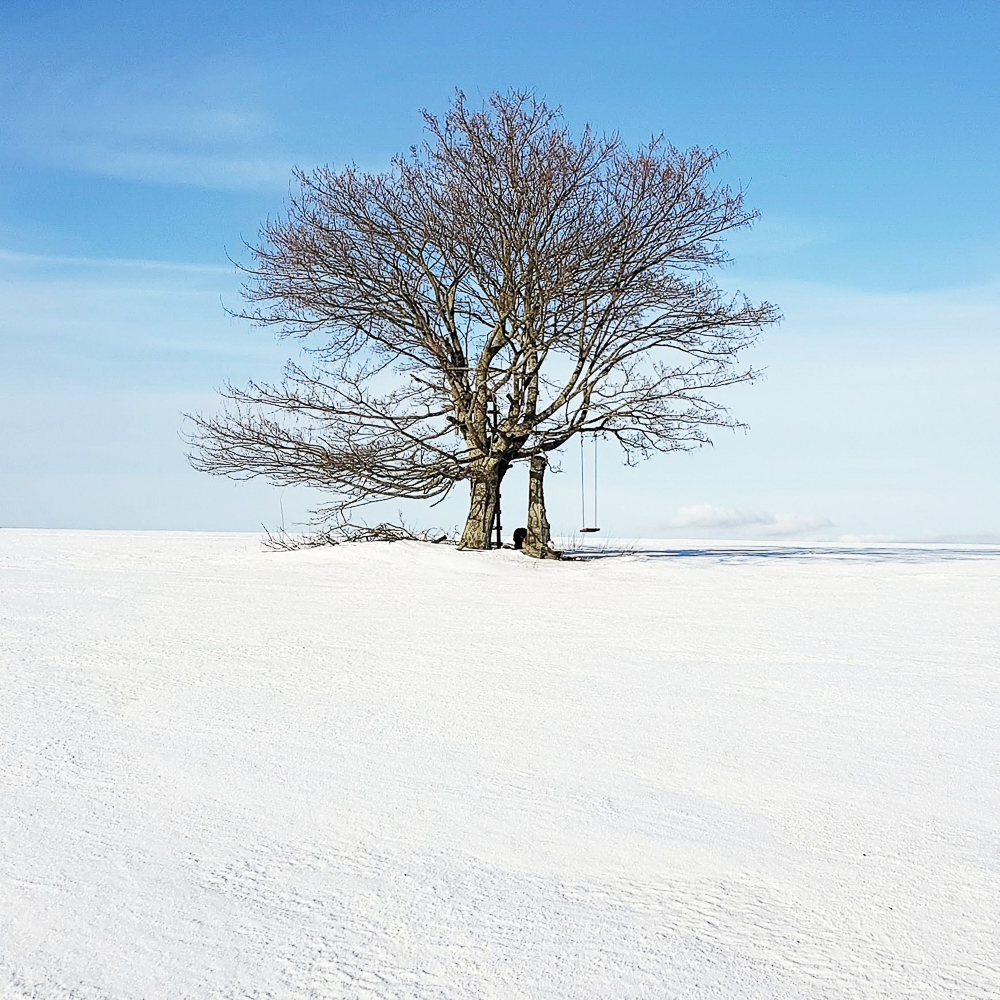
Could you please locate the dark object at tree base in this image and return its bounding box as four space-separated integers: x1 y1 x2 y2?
513 527 527 550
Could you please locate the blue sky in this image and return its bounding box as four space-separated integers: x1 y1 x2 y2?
2 0 999 540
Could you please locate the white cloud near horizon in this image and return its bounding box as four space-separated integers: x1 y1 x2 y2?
667 504 835 538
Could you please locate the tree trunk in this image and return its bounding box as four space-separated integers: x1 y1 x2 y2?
458 458 507 549
523 454 561 559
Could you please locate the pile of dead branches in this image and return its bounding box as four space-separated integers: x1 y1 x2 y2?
262 518 453 551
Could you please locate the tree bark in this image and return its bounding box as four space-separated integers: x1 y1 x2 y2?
458 458 507 549
523 454 561 559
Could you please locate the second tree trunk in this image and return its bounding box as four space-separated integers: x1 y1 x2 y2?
524 454 560 559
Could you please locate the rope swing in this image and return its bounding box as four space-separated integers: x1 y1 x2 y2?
579 433 601 533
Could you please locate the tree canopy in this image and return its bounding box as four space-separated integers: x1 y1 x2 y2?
187 90 779 552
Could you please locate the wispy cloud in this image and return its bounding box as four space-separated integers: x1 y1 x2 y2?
0 251 282 390
732 274 1000 344
0 249 232 275
4 60 295 190
726 212 843 259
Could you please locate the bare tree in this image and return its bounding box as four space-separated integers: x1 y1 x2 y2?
187 90 779 554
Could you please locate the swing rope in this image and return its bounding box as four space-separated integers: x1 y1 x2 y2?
579 433 601 533
593 434 598 527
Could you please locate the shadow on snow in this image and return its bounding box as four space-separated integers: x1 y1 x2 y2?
562 543 1000 564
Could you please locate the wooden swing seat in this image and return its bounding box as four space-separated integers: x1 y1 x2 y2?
579 526 601 533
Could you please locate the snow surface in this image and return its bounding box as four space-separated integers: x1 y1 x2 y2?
2 529 998 999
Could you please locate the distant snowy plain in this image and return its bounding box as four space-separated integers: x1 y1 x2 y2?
2 530 998 998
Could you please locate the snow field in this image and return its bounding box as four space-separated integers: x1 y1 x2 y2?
1 530 998 998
